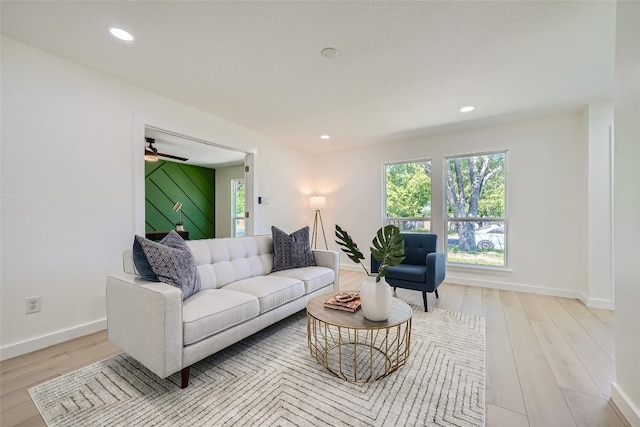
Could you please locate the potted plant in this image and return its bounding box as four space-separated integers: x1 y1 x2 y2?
335 224 405 320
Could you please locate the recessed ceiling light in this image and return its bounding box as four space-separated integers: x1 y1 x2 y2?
320 135 331 140
320 47 338 59
460 106 475 113
109 27 134 42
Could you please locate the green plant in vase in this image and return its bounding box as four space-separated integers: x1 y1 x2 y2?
335 224 405 282
335 224 405 321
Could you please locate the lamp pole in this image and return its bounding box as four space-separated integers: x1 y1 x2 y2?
310 196 328 250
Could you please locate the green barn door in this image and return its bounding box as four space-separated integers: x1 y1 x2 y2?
145 160 215 240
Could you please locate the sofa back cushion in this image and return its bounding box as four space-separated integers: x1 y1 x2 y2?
186 235 274 290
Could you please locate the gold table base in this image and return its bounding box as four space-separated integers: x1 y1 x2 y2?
306 295 412 382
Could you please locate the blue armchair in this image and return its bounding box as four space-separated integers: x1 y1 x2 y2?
371 233 446 311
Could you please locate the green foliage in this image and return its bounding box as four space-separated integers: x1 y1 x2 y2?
335 224 405 282
370 225 406 281
477 162 504 217
385 162 431 217
446 153 505 218
335 225 366 269
447 245 504 266
234 180 245 216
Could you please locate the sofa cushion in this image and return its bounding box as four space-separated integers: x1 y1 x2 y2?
185 236 275 289
271 226 316 272
182 289 260 345
270 266 335 294
223 276 305 313
134 231 201 300
196 264 217 290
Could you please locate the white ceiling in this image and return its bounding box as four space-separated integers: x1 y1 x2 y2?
145 127 246 169
1 1 616 154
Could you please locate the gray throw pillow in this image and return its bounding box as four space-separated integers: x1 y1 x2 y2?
133 231 201 300
133 237 159 281
271 226 316 272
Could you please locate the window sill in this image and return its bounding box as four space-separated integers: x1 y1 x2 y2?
446 263 512 276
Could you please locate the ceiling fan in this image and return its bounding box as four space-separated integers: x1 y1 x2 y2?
144 137 189 162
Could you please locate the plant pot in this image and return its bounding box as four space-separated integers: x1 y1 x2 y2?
176 225 184 231
360 275 393 321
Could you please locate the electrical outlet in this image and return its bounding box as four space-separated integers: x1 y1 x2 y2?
26 297 41 314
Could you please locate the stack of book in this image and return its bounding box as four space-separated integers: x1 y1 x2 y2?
324 292 361 312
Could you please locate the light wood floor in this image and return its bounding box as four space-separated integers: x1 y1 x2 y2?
1 270 629 427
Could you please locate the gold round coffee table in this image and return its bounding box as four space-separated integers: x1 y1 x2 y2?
306 292 412 382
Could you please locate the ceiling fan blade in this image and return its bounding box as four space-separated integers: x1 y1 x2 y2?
158 152 189 162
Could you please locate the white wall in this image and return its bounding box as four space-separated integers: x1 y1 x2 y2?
215 164 244 238
586 101 615 308
0 37 314 359
611 1 640 424
315 112 595 299
0 32 623 377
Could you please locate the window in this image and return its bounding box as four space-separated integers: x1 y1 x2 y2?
232 179 245 237
445 151 506 267
384 160 432 232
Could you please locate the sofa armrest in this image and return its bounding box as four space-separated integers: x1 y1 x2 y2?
106 273 184 379
312 249 340 291
426 252 446 288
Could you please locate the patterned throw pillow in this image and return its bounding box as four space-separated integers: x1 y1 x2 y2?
133 237 159 281
132 231 201 300
271 226 316 272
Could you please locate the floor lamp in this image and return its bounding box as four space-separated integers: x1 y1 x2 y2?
310 196 328 250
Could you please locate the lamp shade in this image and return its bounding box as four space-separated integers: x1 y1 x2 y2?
309 196 326 210
144 146 158 162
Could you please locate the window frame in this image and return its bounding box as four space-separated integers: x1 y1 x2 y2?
383 158 433 233
231 178 245 237
444 150 508 269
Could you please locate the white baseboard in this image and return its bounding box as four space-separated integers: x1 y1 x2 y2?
586 296 615 310
611 382 640 427
578 292 616 309
444 274 583 300
447 277 615 308
339 263 613 304
0 318 107 361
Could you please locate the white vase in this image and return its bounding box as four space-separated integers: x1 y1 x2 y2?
360 275 393 321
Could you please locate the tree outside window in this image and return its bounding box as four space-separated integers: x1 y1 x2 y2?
446 151 506 267
232 179 245 237
384 160 431 232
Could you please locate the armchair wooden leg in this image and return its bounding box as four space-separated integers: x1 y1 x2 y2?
181 366 191 389
435 289 439 298
422 291 428 312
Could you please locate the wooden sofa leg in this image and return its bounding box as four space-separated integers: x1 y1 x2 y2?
422 291 428 312
435 289 439 298
181 366 191 389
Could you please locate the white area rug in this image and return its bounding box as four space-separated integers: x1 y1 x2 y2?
29 307 485 426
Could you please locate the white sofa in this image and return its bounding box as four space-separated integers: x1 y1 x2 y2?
106 235 339 388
